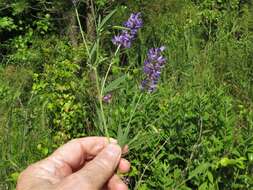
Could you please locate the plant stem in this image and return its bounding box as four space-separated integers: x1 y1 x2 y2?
96 45 120 139
94 67 109 138
100 45 121 96
74 6 90 61
125 93 143 132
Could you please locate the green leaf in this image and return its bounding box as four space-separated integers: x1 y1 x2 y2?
219 157 246 169
10 172 20 182
0 17 16 30
220 157 231 167
189 163 210 179
117 125 128 148
103 75 127 95
94 105 105 134
207 171 213 184
112 26 130 30
199 182 208 190
42 147 49 156
98 9 117 33
248 153 253 162
11 1 29 15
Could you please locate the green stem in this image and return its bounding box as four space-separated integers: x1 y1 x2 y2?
74 6 90 61
94 67 109 138
125 93 143 131
97 45 121 139
100 45 121 96
118 93 143 148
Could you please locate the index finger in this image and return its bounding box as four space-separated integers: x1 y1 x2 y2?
50 137 116 171
19 137 117 183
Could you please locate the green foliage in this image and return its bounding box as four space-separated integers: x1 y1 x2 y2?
129 86 253 189
32 60 87 138
95 0 108 8
0 17 16 31
0 65 53 189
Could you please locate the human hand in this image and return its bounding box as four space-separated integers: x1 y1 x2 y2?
17 137 130 190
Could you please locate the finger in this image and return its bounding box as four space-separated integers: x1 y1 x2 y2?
63 144 121 189
122 145 129 155
51 137 116 170
34 137 116 179
107 175 128 190
118 158 131 174
102 158 130 190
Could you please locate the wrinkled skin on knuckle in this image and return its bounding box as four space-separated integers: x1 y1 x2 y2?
58 173 95 190
94 158 113 174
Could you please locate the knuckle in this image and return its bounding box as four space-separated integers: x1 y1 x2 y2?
94 158 112 172
67 173 95 189
69 138 79 144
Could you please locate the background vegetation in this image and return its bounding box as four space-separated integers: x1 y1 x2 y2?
0 0 253 189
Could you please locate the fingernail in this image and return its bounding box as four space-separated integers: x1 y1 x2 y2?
106 144 121 158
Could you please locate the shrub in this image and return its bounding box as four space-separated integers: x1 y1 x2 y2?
32 60 87 138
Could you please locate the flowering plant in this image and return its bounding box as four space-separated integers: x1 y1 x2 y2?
74 9 167 146
112 13 143 48
141 46 166 93
104 12 167 146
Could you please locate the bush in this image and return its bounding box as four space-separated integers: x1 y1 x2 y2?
32 60 87 138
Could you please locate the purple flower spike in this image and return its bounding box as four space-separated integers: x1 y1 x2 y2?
112 13 143 48
124 13 143 35
141 46 166 93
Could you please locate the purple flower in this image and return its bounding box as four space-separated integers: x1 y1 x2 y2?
141 46 166 93
112 31 133 48
103 93 112 103
124 13 143 35
112 13 143 48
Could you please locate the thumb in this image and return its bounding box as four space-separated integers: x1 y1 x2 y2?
62 144 122 189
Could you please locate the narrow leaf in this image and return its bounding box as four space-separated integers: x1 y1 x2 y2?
103 75 127 94
98 9 117 32
189 163 210 179
112 26 130 30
